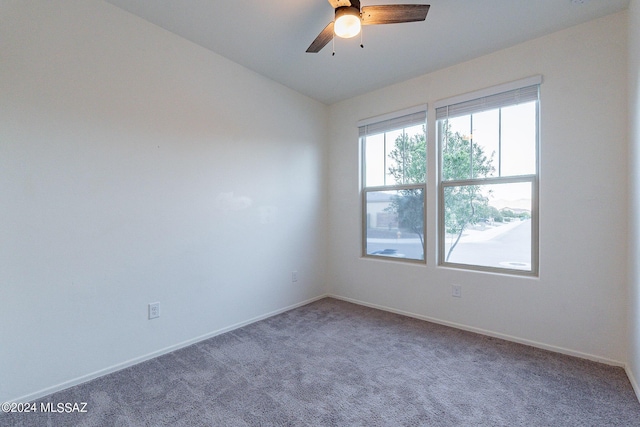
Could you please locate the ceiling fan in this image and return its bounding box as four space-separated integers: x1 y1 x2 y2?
306 0 430 53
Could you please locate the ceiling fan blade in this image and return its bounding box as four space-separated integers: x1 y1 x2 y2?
328 0 353 8
361 4 430 25
306 21 335 53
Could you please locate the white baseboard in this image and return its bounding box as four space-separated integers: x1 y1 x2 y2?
626 365 640 404
9 294 329 404
13 293 636 404
328 294 626 368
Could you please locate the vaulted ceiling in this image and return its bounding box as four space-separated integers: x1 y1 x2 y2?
104 0 630 105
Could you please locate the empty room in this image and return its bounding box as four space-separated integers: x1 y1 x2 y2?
3 0 640 425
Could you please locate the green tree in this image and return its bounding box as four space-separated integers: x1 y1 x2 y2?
384 123 495 261
386 128 426 250
442 122 495 261
387 129 426 184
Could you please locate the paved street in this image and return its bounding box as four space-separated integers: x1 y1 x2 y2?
367 219 531 269
446 219 531 269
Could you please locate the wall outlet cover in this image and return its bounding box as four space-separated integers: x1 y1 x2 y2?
452 285 462 298
149 302 160 319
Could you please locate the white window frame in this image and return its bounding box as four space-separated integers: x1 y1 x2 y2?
435 76 541 276
359 105 427 263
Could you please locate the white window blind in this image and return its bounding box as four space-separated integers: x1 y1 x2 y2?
435 76 541 120
358 105 427 137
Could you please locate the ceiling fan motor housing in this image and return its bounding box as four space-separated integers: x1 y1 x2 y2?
335 5 361 19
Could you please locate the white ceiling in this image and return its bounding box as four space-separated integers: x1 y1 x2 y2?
103 0 629 105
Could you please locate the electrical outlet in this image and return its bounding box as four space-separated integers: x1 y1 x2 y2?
292 271 298 282
452 285 462 298
149 302 160 319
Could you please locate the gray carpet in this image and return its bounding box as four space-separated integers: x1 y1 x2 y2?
3 297 640 426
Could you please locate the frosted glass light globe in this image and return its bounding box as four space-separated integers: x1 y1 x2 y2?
334 10 361 38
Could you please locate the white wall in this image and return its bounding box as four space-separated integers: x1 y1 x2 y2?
628 0 640 395
328 12 629 364
0 0 328 402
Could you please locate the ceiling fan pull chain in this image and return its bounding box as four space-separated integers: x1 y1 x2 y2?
360 27 364 49
332 36 335 56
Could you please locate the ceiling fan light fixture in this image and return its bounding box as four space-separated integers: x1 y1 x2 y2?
334 6 361 38
306 1 430 53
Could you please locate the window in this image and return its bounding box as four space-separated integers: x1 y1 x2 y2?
359 106 427 262
436 77 540 275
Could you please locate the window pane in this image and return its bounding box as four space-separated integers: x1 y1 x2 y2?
364 125 426 187
471 109 499 179
442 116 472 181
403 124 427 184
385 129 404 185
385 125 426 185
364 133 385 187
501 102 537 176
443 181 532 271
366 189 424 261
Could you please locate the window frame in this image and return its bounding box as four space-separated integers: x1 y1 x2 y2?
435 77 541 276
359 105 427 263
